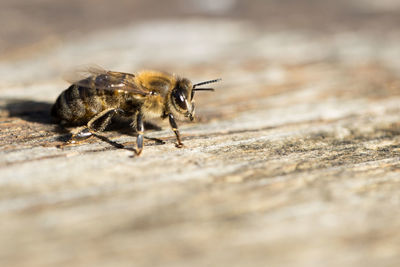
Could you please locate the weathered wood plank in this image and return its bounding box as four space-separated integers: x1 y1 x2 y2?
1 1 400 267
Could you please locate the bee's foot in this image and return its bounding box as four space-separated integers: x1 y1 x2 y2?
57 139 85 148
56 142 68 149
62 128 94 146
75 128 94 138
135 147 143 156
175 142 184 148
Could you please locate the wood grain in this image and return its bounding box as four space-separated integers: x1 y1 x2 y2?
1 1 400 266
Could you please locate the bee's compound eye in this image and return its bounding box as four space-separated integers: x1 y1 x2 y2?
172 90 187 110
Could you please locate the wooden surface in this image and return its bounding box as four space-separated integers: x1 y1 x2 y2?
1 1 400 266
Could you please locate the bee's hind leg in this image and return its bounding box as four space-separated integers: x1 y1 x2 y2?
67 126 94 144
67 108 124 145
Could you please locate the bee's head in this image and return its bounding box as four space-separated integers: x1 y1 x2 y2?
170 77 221 121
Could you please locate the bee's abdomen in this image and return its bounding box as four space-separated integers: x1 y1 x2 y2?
51 85 115 125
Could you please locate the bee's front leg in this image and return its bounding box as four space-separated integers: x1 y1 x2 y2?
168 113 184 148
135 112 144 155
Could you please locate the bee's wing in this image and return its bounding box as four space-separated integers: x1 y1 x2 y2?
66 67 149 96
64 65 107 84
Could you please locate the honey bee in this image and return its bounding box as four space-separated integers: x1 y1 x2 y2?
51 67 220 155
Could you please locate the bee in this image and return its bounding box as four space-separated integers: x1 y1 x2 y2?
51 67 220 155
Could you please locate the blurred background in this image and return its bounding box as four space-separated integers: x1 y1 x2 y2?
2 0 400 54
1 0 400 80
1 1 400 267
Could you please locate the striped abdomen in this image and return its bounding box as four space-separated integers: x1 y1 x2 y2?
51 85 127 125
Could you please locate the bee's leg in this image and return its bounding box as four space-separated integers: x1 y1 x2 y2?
60 126 94 146
135 112 144 155
68 108 123 144
168 113 184 148
69 127 93 143
87 108 124 132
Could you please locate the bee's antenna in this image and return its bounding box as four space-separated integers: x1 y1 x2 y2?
193 78 222 89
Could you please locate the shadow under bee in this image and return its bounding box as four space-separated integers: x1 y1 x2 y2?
97 119 166 151
57 117 166 150
3 99 54 124
2 99 78 140
2 99 164 150
93 132 165 151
